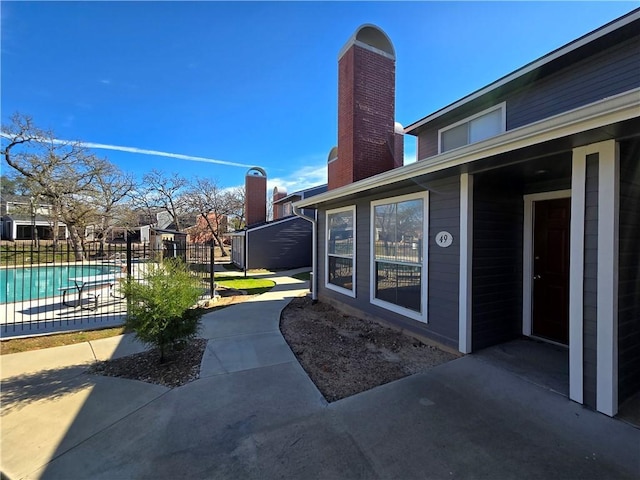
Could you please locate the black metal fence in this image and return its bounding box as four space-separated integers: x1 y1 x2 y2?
0 240 217 338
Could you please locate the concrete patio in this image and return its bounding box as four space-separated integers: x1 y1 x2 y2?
1 270 638 480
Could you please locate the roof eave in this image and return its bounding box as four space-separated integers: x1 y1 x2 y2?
296 89 640 208
404 9 640 135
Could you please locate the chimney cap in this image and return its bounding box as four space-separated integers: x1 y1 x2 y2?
327 146 338 163
394 121 404 135
339 24 395 60
246 166 267 177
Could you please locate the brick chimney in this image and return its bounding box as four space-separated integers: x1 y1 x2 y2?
329 24 398 190
272 186 287 220
245 167 267 227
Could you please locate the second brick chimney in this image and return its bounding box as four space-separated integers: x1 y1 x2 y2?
272 186 287 220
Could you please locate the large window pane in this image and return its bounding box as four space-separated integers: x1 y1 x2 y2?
374 199 423 264
327 206 355 294
372 195 424 316
375 263 421 312
441 123 468 152
328 256 353 290
469 108 503 143
328 211 354 256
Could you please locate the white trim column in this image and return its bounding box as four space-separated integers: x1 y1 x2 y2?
459 173 473 354
597 140 619 416
569 148 587 405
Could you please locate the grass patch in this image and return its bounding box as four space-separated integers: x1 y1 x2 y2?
292 271 311 281
215 275 275 295
0 326 128 355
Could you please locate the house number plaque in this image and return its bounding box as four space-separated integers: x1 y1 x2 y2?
435 231 453 248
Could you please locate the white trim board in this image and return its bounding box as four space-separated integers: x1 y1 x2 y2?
596 140 619 417
569 150 587 405
458 173 473 354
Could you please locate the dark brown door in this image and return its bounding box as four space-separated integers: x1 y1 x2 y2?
532 198 570 345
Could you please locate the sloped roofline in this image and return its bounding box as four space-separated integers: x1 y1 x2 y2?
404 8 639 134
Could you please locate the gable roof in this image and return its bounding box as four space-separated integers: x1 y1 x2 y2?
295 89 639 208
273 184 328 205
405 8 639 135
295 10 640 209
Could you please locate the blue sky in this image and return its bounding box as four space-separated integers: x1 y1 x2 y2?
1 1 636 194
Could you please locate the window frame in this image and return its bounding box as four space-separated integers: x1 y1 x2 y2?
325 205 356 297
370 191 429 322
438 102 506 154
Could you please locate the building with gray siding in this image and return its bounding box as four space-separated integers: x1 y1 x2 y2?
295 11 640 417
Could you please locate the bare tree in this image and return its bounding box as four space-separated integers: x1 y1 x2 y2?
1 113 131 260
132 170 189 231
182 178 246 256
87 168 136 256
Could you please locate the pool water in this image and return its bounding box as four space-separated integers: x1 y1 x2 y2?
1 265 122 303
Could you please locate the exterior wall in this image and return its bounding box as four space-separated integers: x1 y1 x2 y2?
331 43 396 189
618 139 640 404
416 34 640 160
507 35 640 130
583 154 599 409
230 235 245 268
317 176 461 349
471 175 523 350
246 217 312 270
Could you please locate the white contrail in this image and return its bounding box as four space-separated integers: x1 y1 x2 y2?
0 132 254 168
77 141 255 168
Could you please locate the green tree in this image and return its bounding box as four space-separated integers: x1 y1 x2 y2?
122 259 204 363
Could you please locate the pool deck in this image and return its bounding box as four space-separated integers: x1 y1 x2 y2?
1 289 128 339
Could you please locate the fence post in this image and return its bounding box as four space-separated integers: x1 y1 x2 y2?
210 244 215 297
126 236 132 278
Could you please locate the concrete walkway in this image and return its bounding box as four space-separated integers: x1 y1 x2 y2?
1 269 638 480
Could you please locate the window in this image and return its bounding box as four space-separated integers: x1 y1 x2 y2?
439 103 505 153
371 192 428 321
326 206 356 296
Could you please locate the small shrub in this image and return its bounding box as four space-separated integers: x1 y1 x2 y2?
122 259 204 363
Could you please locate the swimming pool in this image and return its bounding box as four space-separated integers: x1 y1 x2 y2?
1 264 122 303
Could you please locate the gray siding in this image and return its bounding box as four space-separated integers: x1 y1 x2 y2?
618 139 640 404
246 217 312 270
316 176 461 349
583 154 599 409
416 34 640 160
508 35 640 130
472 177 523 350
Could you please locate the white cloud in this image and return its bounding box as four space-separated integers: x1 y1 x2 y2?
268 163 327 193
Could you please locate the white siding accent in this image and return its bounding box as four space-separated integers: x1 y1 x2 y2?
596 140 619 416
569 148 587 404
459 173 473 353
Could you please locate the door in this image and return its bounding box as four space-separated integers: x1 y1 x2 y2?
532 198 570 345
